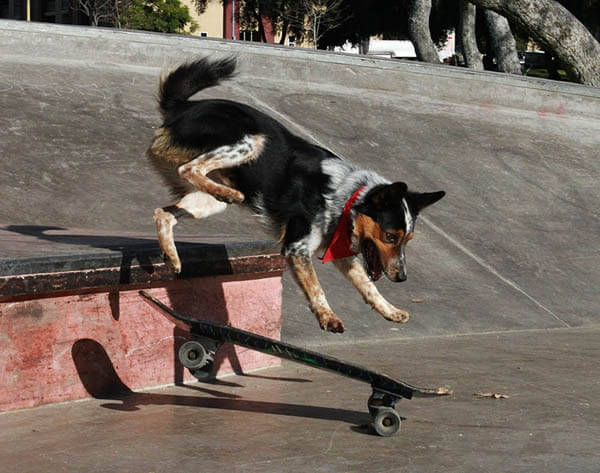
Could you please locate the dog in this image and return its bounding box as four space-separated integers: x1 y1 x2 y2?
147 56 445 333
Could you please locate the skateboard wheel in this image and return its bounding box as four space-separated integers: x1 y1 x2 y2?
372 407 401 437
190 361 215 381
178 341 210 370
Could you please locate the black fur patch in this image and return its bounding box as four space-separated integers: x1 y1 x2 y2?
159 60 338 246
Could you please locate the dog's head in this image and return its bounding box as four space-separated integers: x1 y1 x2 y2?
352 182 445 282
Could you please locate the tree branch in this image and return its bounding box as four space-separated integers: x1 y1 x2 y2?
466 0 600 86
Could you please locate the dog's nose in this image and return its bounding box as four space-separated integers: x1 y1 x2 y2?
390 269 406 282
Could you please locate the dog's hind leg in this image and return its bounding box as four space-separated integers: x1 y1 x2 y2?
178 134 265 204
154 191 227 273
333 256 410 323
287 255 345 333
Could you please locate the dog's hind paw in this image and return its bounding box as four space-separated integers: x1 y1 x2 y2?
215 190 245 204
162 253 182 273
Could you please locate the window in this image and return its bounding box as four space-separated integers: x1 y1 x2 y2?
240 30 260 42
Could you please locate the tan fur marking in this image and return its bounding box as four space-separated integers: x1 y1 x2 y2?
276 225 287 244
353 214 402 270
287 255 344 332
155 192 228 273
177 134 266 204
179 168 244 203
150 128 197 166
154 208 181 272
333 257 409 323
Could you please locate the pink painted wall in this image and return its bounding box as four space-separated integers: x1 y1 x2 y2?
223 0 240 40
262 17 275 43
0 273 282 412
222 0 274 42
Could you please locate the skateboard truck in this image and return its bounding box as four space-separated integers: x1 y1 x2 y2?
178 338 220 381
140 290 450 437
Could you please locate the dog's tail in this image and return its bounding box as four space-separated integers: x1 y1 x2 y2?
158 56 237 117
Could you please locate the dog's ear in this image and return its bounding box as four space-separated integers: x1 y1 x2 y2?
369 182 408 209
406 190 446 214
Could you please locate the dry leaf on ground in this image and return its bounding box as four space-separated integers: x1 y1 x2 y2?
473 392 510 399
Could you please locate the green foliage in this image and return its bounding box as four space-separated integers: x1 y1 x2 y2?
191 0 209 15
121 0 198 33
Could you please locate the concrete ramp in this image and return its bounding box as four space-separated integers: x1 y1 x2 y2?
2 20 599 345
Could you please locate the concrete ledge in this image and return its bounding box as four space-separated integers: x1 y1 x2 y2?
0 239 284 301
0 238 286 412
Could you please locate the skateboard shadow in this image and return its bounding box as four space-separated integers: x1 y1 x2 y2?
100 393 372 432
72 339 371 432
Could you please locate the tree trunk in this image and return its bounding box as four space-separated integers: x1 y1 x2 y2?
407 0 441 63
279 18 289 45
359 37 369 55
466 0 600 86
259 20 267 43
113 0 121 28
458 0 483 70
484 10 522 74
253 6 267 42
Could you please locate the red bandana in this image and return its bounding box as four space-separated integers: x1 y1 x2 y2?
321 186 366 263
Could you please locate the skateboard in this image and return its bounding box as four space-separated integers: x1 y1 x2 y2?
139 290 449 437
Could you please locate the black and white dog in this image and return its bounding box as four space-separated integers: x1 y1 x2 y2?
148 56 445 333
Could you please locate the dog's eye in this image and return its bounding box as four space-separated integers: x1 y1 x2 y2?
384 232 398 244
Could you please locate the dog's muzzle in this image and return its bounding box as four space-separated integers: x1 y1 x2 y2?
361 239 383 281
384 245 407 283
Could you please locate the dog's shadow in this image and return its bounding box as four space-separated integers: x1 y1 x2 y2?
2 224 231 277
5 224 259 387
72 338 374 434
5 224 162 251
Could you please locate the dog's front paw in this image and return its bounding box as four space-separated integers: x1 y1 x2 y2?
384 308 410 323
317 312 345 333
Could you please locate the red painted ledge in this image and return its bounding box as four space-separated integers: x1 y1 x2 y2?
0 238 286 412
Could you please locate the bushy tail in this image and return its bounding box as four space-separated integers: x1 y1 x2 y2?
158 56 237 117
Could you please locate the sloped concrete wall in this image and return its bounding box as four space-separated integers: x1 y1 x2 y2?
2 20 599 347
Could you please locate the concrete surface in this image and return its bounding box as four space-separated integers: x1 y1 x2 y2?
1 326 599 473
1 21 599 346
1 20 600 472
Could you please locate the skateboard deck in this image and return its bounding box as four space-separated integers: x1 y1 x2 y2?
140 290 450 436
